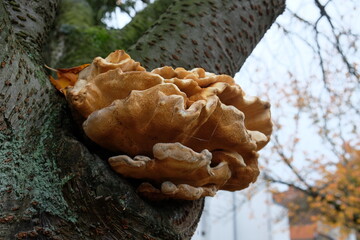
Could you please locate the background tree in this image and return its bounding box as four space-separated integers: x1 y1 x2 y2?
236 0 359 236
0 0 285 239
273 143 359 235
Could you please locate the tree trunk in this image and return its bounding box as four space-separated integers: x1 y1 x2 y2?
0 0 285 239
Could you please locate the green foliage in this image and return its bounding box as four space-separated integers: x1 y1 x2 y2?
86 0 117 24
86 0 154 25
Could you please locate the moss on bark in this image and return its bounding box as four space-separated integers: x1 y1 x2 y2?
57 0 94 28
0 106 77 222
49 0 174 68
55 26 123 67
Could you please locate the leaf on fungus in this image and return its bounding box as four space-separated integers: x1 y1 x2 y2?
46 64 90 95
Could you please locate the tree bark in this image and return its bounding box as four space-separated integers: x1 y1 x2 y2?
0 0 285 239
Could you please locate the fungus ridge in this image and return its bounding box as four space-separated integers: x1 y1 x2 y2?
60 50 272 200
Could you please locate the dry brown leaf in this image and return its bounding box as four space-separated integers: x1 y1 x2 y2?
47 64 90 95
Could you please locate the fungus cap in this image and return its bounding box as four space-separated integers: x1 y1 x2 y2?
62 50 272 200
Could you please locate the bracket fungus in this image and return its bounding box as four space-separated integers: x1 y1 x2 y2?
49 50 272 200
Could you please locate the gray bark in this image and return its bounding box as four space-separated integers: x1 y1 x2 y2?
0 0 285 239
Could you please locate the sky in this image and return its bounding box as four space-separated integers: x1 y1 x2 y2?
236 0 359 188
105 0 359 238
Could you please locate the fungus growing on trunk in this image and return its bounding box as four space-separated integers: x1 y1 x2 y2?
49 50 272 200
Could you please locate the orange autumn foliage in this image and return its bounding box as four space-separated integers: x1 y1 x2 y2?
275 143 360 232
307 143 360 231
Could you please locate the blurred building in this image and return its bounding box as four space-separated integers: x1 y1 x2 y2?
192 181 290 240
192 181 356 240
289 222 353 240
274 187 357 240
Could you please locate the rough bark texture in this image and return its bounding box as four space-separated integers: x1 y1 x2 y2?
0 0 285 239
128 0 285 74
